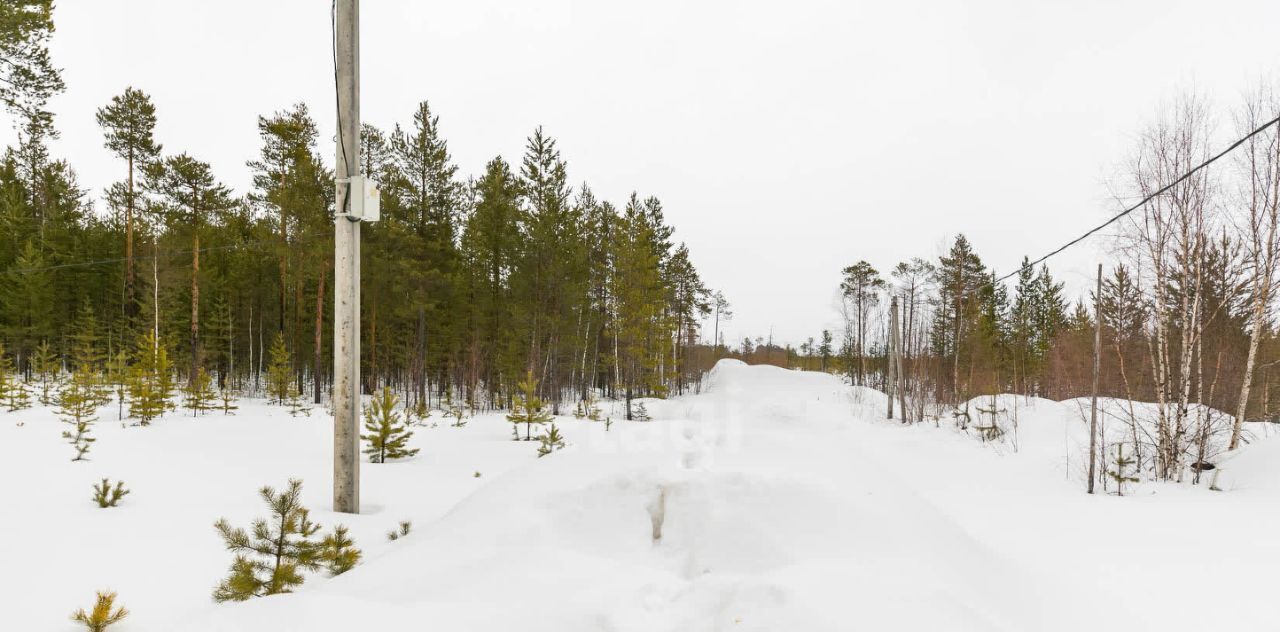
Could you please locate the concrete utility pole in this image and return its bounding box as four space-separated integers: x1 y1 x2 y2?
887 296 898 420
333 0 361 514
895 302 906 422
1087 264 1102 494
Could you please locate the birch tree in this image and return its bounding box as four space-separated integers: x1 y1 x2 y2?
1228 85 1280 450
1120 94 1215 481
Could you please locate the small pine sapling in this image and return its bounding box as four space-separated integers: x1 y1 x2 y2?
1107 444 1140 497
182 367 218 416
631 401 651 422
218 386 239 415
587 393 603 422
106 351 128 421
362 387 419 463
265 334 298 406
0 342 12 405
127 331 174 424
386 520 412 541
319 525 362 576
572 399 586 420
155 345 175 413
445 390 468 427
87 364 113 410
58 367 100 461
971 404 1006 443
92 478 130 508
536 423 566 458
70 301 106 370
32 340 59 405
408 398 431 426
449 404 468 427
213 479 322 601
5 376 32 412
0 341 33 411
286 391 312 417
70 590 128 632
506 370 552 441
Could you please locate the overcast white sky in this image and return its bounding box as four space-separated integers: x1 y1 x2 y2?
17 0 1280 345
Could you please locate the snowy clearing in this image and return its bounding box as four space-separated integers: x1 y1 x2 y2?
5 360 1280 631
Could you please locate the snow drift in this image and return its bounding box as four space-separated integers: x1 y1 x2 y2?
6 360 1280 631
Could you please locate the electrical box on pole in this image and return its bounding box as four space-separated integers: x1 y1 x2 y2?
339 175 380 222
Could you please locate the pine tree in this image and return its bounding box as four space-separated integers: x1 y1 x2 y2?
319 525 362 576
92 478 130 508
536 423 565 457
0 337 32 411
70 591 128 632
96 86 161 325
611 194 671 414
586 392 603 422
260 334 308 415
70 299 106 372
143 153 237 392
285 390 311 417
265 334 296 405
58 365 98 460
127 331 173 424
460 156 523 398
5 374 31 411
444 389 468 427
1009 256 1038 393
1 240 55 360
631 400 651 422
182 367 217 416
1107 444 1140 497
407 398 431 426
840 260 885 385
974 271 1011 391
0 341 13 405
1031 264 1067 381
213 479 322 602
507 370 552 441
391 101 464 409
0 0 64 130
932 234 990 402
155 344 175 412
818 329 834 372
362 387 418 463
31 339 58 405
512 127 591 413
218 386 239 415
972 401 1006 442
105 351 128 421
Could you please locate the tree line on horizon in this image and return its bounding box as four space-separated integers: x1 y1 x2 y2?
746 89 1280 485
0 2 721 421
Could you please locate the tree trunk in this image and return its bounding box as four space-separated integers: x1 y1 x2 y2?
313 266 327 404
125 152 137 323
190 231 201 387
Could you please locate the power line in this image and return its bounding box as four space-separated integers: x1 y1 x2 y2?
995 113 1280 284
331 0 350 204
7 240 278 274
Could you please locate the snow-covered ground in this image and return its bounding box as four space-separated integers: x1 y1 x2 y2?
5 360 1280 631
